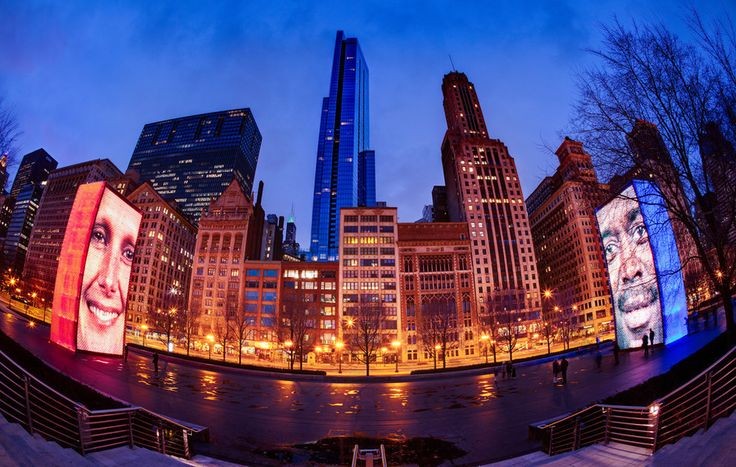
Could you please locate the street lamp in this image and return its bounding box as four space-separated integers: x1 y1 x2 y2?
207 334 214 360
335 340 344 374
391 340 400 373
284 339 293 369
141 324 148 347
480 334 490 364
434 344 441 370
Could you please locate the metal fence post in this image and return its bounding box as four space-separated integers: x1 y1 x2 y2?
182 429 190 458
704 371 713 429
604 408 611 445
573 416 581 451
127 411 134 448
547 426 554 455
651 407 660 452
23 375 33 433
76 408 87 455
159 421 166 454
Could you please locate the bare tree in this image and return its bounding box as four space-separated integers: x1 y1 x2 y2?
491 289 525 362
152 306 180 351
571 13 736 337
182 308 200 357
214 313 233 362
417 295 458 369
481 294 503 364
0 97 20 184
539 306 556 355
279 299 313 371
232 307 253 365
345 302 385 376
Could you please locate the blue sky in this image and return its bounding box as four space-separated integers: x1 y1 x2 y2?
1 1 732 249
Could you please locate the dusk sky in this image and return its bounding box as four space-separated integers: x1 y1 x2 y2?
2 1 731 249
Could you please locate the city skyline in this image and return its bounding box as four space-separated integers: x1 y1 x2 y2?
1 1 732 250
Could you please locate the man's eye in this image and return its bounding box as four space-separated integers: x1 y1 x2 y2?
604 242 619 260
633 224 647 243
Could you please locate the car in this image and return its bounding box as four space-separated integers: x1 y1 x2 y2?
11 295 30 305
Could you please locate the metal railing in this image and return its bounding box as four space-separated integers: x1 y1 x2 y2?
0 349 200 459
538 344 736 456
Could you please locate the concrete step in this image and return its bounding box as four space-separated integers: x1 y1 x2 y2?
85 446 187 465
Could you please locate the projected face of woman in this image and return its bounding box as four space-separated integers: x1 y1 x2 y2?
77 190 139 354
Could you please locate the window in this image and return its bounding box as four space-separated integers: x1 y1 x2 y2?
247 269 260 276
264 269 278 277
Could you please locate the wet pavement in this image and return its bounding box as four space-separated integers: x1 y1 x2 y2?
0 305 726 465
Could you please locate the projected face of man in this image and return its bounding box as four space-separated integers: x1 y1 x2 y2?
599 188 661 349
77 190 138 354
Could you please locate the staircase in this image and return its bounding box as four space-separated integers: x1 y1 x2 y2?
489 411 736 466
0 412 186 466
647 411 736 466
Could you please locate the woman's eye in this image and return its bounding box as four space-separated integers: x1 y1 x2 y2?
604 242 619 260
91 229 107 245
122 247 135 263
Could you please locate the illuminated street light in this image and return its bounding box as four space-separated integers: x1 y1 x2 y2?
434 344 441 370
480 334 490 364
391 340 400 373
207 334 215 360
141 324 149 347
284 340 293 369
335 340 344 374
543 289 552 299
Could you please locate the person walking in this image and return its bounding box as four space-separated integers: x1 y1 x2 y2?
649 328 655 347
123 344 128 362
552 359 560 384
642 334 649 356
613 342 620 365
560 358 569 384
595 350 603 370
153 351 159 373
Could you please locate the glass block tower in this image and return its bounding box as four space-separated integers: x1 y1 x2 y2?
127 108 262 225
310 31 374 261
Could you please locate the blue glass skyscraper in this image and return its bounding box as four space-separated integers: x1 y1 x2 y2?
310 31 375 261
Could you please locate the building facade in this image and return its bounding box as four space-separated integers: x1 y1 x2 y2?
397 222 476 364
260 214 283 261
310 31 375 261
125 181 197 333
279 261 339 358
527 138 613 338
188 179 255 343
23 159 122 302
127 109 262 225
338 206 400 360
440 71 542 335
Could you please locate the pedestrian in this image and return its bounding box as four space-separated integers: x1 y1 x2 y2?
642 334 649 356
595 351 602 370
649 328 655 347
123 344 128 362
552 359 560 384
153 351 159 372
613 342 620 365
595 336 600 349
505 361 513 379
560 357 569 384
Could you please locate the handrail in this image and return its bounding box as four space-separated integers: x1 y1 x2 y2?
536 343 736 456
0 348 205 459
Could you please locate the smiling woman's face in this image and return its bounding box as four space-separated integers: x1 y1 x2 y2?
77 189 140 354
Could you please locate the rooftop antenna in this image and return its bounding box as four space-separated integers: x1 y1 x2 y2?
449 54 456 71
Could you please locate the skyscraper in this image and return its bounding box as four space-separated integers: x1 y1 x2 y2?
440 72 541 339
527 138 613 339
127 109 262 225
2 149 57 271
282 209 300 258
310 31 374 261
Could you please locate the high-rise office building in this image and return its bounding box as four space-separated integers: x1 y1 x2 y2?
23 159 122 302
127 109 262 225
282 210 300 258
310 31 374 261
527 138 613 338
1 149 57 269
0 153 9 194
125 181 197 330
440 71 541 333
338 207 400 361
260 214 284 261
